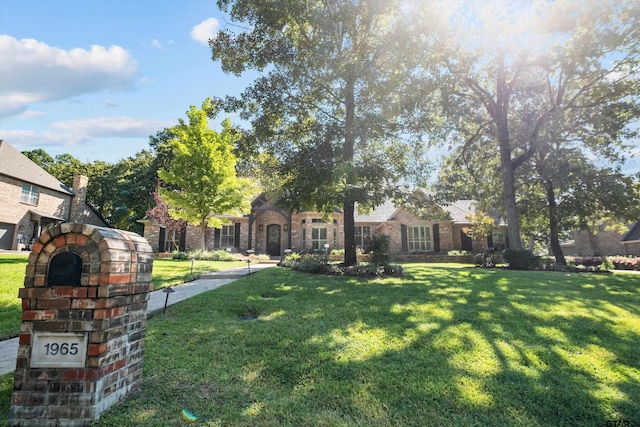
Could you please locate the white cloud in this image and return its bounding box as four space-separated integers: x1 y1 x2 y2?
190 18 219 45
0 35 138 118
20 110 47 119
52 116 172 138
0 117 172 151
0 129 86 147
151 38 162 49
104 99 119 108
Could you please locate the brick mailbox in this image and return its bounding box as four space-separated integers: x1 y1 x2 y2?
10 223 154 427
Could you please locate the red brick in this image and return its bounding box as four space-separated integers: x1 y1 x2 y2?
31 241 44 253
53 288 87 298
54 235 66 248
22 310 56 321
87 343 107 356
19 334 31 345
66 234 77 245
93 307 125 319
37 298 71 309
76 234 89 247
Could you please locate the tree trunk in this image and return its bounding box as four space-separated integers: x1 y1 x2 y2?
200 221 207 251
544 179 566 266
493 61 523 250
343 77 357 266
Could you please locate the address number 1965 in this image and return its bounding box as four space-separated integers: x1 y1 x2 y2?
31 333 87 368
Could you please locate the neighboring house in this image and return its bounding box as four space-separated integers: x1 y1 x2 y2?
0 140 110 250
141 190 508 256
622 222 640 256
561 220 640 257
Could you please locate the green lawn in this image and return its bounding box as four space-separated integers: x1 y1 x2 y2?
73 265 640 426
0 254 246 340
1 262 638 426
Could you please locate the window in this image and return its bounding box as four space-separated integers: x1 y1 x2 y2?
355 226 371 247
163 229 183 252
311 227 327 250
408 226 432 252
221 225 235 248
302 227 306 249
21 183 40 205
492 231 506 251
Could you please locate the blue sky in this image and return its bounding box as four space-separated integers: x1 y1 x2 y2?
0 0 251 163
0 0 638 175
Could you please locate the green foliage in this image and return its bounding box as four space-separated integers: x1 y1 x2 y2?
431 0 640 253
211 0 439 266
473 251 504 269
448 250 470 256
503 249 536 271
463 212 496 241
158 100 258 250
366 233 391 267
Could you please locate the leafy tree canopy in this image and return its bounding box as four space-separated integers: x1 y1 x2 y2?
158 99 258 250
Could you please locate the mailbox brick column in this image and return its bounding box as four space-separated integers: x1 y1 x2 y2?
10 223 154 427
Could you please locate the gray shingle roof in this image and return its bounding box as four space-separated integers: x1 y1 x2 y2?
354 199 398 222
622 221 640 242
0 140 73 195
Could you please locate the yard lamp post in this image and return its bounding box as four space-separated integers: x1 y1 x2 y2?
162 287 175 315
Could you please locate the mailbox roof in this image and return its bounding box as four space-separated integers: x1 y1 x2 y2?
0 140 74 195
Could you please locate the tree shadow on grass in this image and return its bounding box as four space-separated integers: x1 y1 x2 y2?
92 266 640 427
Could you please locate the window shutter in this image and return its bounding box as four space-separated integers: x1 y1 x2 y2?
158 228 166 252
401 224 408 252
214 228 221 249
487 234 493 249
433 224 440 252
234 223 241 248
505 234 510 249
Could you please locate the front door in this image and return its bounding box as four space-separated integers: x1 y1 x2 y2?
266 224 281 256
460 230 473 251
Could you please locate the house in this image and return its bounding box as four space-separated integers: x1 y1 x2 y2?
140 190 508 257
561 220 640 257
0 140 110 250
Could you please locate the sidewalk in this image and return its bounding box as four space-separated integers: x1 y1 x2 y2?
0 263 275 376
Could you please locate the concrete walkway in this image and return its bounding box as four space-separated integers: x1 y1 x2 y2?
0 263 275 376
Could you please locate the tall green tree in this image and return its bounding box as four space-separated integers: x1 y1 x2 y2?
211 0 437 265
158 100 257 250
426 0 640 250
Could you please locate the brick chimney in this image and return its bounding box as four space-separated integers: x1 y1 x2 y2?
70 174 89 223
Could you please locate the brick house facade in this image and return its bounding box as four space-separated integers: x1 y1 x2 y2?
561 221 640 257
0 140 109 250
141 192 508 256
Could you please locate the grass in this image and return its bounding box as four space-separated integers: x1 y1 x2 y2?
0 254 246 340
69 265 640 426
2 261 639 425
0 254 28 341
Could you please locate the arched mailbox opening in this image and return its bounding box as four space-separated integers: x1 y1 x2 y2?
47 252 83 286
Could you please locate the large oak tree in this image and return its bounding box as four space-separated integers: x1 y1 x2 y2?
210 0 438 265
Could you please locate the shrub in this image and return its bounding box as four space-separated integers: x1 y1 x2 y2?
609 256 640 271
448 250 470 256
172 251 189 260
503 249 536 270
294 254 330 274
600 257 615 272
366 233 392 266
473 251 503 268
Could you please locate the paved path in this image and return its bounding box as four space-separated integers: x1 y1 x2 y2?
0 263 275 376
